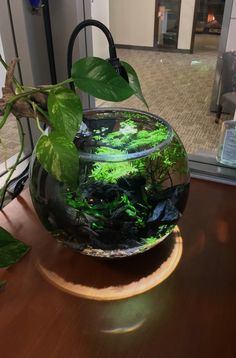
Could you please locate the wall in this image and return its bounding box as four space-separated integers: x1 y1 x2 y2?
91 0 110 58
1 0 51 87
109 0 155 47
49 0 94 108
226 0 236 50
49 0 92 83
109 0 195 51
177 0 196 50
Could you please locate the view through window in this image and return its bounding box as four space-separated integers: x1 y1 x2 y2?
96 0 234 175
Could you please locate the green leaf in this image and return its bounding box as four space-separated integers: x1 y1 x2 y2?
36 133 79 188
121 61 148 108
48 88 82 140
0 227 30 268
71 57 134 101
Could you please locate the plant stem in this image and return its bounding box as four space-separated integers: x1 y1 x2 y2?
31 102 44 135
6 78 74 105
0 55 23 92
167 171 173 187
0 104 12 129
33 103 49 121
6 89 43 104
26 98 50 123
41 78 73 89
22 78 73 92
0 118 25 209
0 54 73 101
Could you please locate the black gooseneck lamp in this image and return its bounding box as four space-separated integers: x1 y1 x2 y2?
67 19 129 92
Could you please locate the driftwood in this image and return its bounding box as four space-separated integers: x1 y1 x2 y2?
0 58 48 120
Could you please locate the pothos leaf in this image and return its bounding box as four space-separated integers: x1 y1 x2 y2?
0 227 30 268
36 133 79 188
71 57 134 101
121 61 148 108
48 88 82 140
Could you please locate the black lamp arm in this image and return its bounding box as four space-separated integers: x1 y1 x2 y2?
67 19 128 91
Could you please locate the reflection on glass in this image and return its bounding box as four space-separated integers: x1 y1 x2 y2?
156 0 180 48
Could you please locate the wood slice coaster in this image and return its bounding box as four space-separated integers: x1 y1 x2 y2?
37 226 183 301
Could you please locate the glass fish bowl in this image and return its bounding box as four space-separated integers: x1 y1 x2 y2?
30 108 190 258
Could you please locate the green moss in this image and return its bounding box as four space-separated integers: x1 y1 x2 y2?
65 189 150 232
143 236 157 246
66 192 122 216
101 124 169 151
90 161 138 183
119 111 150 121
89 148 138 183
141 224 175 247
120 118 137 129
121 194 137 217
127 127 169 150
91 222 104 230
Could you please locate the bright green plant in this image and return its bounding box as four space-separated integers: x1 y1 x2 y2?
120 194 148 227
65 189 149 233
89 148 139 183
89 132 187 190
88 118 173 186
98 117 170 151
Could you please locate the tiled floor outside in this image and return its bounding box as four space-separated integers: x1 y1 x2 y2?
98 41 223 154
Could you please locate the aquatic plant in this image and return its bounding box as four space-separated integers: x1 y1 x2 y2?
100 119 169 151
89 148 138 183
141 224 175 247
144 137 188 190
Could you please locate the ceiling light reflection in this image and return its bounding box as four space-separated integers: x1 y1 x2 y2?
191 60 202 65
101 318 146 334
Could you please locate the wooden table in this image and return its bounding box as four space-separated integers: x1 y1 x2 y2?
0 178 236 358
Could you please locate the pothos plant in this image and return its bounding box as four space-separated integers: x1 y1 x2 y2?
0 54 147 285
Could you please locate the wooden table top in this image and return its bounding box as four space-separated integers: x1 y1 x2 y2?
0 178 236 358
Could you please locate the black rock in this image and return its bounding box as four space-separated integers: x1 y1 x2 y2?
83 182 123 202
121 221 139 241
149 183 189 213
118 175 146 191
147 198 180 225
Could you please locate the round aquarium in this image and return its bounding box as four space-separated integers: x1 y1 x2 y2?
30 108 190 258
